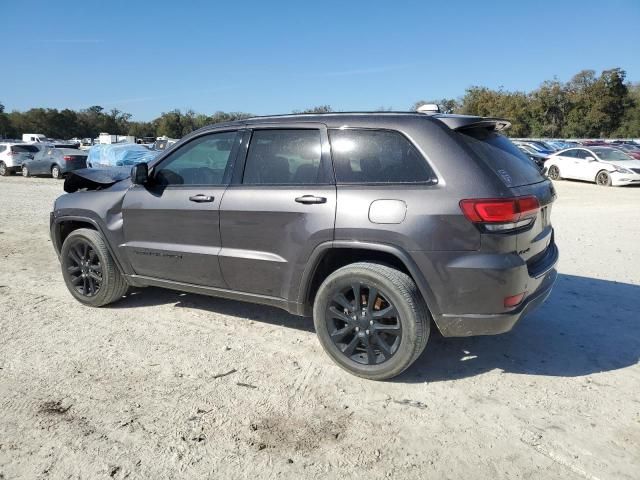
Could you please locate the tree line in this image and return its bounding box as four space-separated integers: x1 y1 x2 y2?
1 67 638 141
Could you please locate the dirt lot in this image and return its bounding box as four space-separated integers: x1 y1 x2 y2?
0 175 638 479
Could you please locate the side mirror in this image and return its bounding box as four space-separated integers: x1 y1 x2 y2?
585 156 596 162
131 162 149 185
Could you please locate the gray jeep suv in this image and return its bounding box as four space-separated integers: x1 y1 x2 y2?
50 112 558 380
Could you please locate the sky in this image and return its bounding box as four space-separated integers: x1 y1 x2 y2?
2 0 639 121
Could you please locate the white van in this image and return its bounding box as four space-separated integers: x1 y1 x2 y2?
22 133 47 143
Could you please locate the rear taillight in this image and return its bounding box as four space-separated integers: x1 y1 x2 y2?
504 292 526 308
8 151 18 156
460 196 540 232
63 155 73 162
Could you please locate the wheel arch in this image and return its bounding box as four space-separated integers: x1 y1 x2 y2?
51 216 128 276
297 241 440 320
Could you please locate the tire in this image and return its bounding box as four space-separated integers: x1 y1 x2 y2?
60 228 129 307
51 165 62 179
313 262 430 380
595 170 612 187
22 165 30 177
547 165 561 180
0 161 11 176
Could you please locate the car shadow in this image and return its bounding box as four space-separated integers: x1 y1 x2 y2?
398 273 640 382
113 287 315 333
112 274 639 381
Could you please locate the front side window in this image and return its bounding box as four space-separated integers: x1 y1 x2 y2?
329 129 433 184
155 131 237 186
242 129 322 185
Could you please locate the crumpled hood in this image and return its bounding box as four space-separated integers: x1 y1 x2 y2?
64 167 131 193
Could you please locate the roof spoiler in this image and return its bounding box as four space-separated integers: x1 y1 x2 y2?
433 115 512 132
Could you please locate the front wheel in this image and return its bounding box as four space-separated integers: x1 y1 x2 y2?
596 170 612 187
313 262 429 380
60 228 129 307
51 165 62 179
547 165 561 180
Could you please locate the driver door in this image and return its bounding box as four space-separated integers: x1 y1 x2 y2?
121 130 240 287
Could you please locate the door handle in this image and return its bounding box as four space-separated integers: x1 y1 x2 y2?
295 195 327 205
189 194 215 203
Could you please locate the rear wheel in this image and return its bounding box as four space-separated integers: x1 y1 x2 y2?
313 262 429 380
0 161 11 176
22 165 30 177
596 170 612 187
51 165 62 179
547 165 561 180
60 228 129 307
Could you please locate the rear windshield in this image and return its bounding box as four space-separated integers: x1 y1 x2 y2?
457 128 545 187
12 145 40 153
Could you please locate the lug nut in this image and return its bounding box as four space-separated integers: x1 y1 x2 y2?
369 320 374 325
355 327 360 332
365 329 370 335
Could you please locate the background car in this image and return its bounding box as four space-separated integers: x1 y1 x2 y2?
545 146 640 186
0 143 39 176
513 140 555 156
22 146 88 179
612 144 640 159
515 145 547 170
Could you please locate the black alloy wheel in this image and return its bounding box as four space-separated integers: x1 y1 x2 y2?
64 239 103 297
326 282 402 365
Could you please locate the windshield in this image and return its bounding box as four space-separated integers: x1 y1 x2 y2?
592 148 632 161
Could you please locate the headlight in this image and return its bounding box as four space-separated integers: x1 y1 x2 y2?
615 167 633 174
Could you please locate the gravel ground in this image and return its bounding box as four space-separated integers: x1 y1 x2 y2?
0 175 639 479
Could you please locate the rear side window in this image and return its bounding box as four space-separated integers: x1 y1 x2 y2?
12 145 40 153
329 129 433 184
243 129 322 185
457 129 544 187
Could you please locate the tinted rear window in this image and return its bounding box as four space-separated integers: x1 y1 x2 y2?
12 145 40 153
329 129 434 184
243 129 323 185
457 128 544 187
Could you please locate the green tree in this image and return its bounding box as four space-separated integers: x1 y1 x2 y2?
294 105 333 114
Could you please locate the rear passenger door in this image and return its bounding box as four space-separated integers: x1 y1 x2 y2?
219 125 336 300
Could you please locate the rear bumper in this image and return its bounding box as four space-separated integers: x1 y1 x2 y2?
436 267 557 336
418 240 559 337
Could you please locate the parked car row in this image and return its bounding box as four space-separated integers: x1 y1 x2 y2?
0 141 87 178
512 138 640 186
